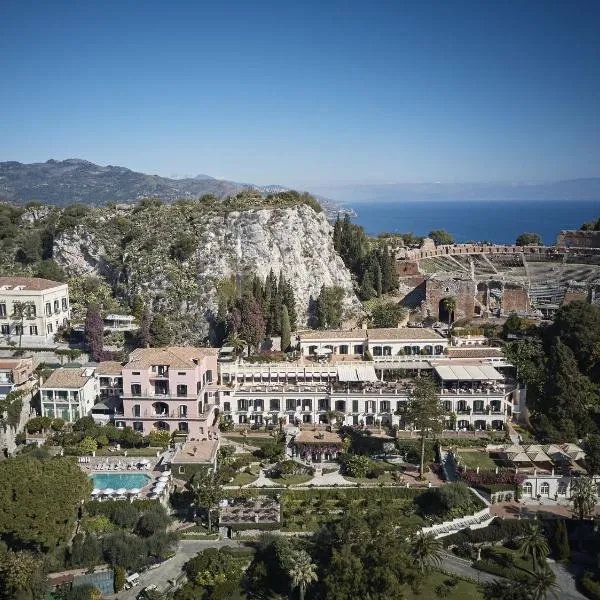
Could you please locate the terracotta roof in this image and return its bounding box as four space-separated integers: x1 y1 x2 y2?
298 330 367 341
0 276 66 291
447 348 504 358
41 367 95 389
95 361 124 375
367 328 444 341
125 346 218 369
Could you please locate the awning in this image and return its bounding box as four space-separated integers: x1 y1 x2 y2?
356 365 378 382
435 365 503 381
338 365 358 382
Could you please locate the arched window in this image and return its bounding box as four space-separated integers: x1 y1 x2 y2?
523 482 533 496
383 346 392 356
558 482 568 495
540 482 550 496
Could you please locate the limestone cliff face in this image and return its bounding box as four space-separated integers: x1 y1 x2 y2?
53 203 360 342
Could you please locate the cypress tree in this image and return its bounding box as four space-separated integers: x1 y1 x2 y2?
149 314 172 347
550 519 570 561
282 280 297 331
84 304 104 362
373 262 383 297
281 305 291 352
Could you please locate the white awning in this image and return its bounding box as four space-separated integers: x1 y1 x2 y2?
338 365 358 382
435 365 503 381
355 365 378 382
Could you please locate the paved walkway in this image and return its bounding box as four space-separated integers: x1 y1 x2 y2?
299 467 352 487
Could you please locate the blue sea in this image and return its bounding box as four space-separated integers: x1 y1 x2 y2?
351 199 599 244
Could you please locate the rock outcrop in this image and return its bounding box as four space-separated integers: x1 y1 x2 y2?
53 201 360 342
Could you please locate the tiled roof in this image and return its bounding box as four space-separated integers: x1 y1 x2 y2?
367 328 444 341
125 346 218 369
298 330 367 340
95 361 124 375
42 367 95 389
0 276 66 291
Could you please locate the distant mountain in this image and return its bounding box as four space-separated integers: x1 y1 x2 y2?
312 178 600 203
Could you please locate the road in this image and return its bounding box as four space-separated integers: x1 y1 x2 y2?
114 539 247 599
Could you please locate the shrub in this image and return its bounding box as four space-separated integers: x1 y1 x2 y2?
114 566 125 592
147 430 171 448
581 573 600 600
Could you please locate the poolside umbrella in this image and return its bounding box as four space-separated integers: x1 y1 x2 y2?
91 489 101 496
102 488 115 495
116 488 127 496
153 482 166 489
139 459 150 465
162 470 171 476
158 475 169 482
128 488 141 495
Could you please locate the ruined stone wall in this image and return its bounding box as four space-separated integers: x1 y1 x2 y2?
424 278 475 320
563 290 588 305
395 261 421 276
0 390 34 457
502 284 530 313
556 230 600 249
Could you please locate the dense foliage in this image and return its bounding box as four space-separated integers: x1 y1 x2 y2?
333 215 398 300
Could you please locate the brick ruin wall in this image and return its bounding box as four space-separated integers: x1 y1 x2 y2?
556 230 600 249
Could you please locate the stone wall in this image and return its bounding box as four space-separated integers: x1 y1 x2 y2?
0 390 34 457
556 230 600 249
424 278 476 320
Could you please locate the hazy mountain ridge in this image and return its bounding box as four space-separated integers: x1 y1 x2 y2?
0 159 349 219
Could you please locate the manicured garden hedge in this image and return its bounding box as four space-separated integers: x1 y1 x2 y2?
442 518 531 546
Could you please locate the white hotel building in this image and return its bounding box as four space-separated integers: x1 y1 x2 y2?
217 328 521 431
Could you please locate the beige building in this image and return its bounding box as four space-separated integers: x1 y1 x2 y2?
0 277 70 346
40 367 99 422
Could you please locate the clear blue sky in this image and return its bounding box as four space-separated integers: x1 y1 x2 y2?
1 0 599 187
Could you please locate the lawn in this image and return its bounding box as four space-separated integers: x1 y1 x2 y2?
224 435 281 450
456 450 500 470
230 472 259 486
473 545 536 583
401 571 483 599
276 473 313 486
343 472 398 485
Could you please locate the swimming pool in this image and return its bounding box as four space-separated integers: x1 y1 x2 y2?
90 473 151 490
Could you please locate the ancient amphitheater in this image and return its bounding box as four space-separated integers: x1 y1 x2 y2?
394 230 600 321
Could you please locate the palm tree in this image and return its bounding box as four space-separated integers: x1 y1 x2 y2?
441 296 456 334
288 550 318 600
410 532 443 574
520 522 549 570
571 476 598 520
225 332 248 357
11 300 35 351
528 565 559 600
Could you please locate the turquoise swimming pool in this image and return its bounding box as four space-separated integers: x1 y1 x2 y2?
90 473 151 490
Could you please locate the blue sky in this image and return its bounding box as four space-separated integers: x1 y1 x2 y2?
1 0 599 187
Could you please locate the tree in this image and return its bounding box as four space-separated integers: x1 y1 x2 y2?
149 314 172 347
280 305 291 352
288 550 317 600
548 519 570 561
370 302 406 328
78 436 98 455
238 295 266 352
315 285 345 329
516 232 543 246
187 470 224 532
410 532 443 574
441 296 456 330
135 506 170 537
138 306 151 348
583 435 600 475
529 565 558 600
11 301 35 350
147 430 171 447
519 522 549 570
404 377 446 477
84 304 104 362
428 229 455 246
571 476 597 520
225 331 247 357
0 550 48 600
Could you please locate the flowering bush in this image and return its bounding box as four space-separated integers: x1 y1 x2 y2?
459 467 525 487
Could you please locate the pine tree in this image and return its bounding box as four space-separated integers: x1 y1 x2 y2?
281 305 291 352
131 295 145 321
149 314 172 347
139 307 151 348
373 262 383 297
282 280 297 331
550 519 570 561
359 272 376 301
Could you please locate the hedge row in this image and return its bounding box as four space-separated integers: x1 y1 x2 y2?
229 522 281 532
442 519 531 546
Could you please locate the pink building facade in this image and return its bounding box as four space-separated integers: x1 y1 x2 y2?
119 347 218 438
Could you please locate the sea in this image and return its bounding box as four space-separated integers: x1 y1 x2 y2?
350 199 599 244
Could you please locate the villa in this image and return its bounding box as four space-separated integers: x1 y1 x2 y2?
0 356 33 399
118 346 219 438
0 276 70 346
40 366 99 422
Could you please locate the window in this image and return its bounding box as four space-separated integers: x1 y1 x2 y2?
1 324 8 335
269 399 280 411
133 421 143 432
0 303 5 317
223 402 231 412
45 302 51 316
404 346 412 355
352 400 359 412
53 300 60 313
523 482 533 496
238 415 247 424
383 346 392 356
132 371 140 376
131 384 141 397
339 345 349 355
286 399 296 411
373 346 382 356
62 298 68 311
380 401 390 412
47 323 53 334
353 345 364 355
443 400 452 411
206 370 213 383
318 399 329 411
255 399 264 411
30 326 38 335
435 345 444 355
179 466 185 475
473 400 484 413
238 399 248 411
540 482 550 496
15 325 23 335
335 400 346 412
133 404 141 417
178 422 189 432
179 405 188 418
177 384 188 397
177 372 186 376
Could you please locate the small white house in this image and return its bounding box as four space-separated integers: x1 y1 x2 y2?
40 367 99 422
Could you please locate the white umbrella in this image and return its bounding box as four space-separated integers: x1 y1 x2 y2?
153 482 166 489
102 488 115 495
139 459 150 465
162 470 171 476
91 488 101 496
157 476 169 482
128 488 141 495
116 488 127 496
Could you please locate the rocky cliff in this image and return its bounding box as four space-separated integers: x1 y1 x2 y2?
53 199 360 342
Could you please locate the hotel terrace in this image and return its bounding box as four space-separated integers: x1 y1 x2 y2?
218 328 521 432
